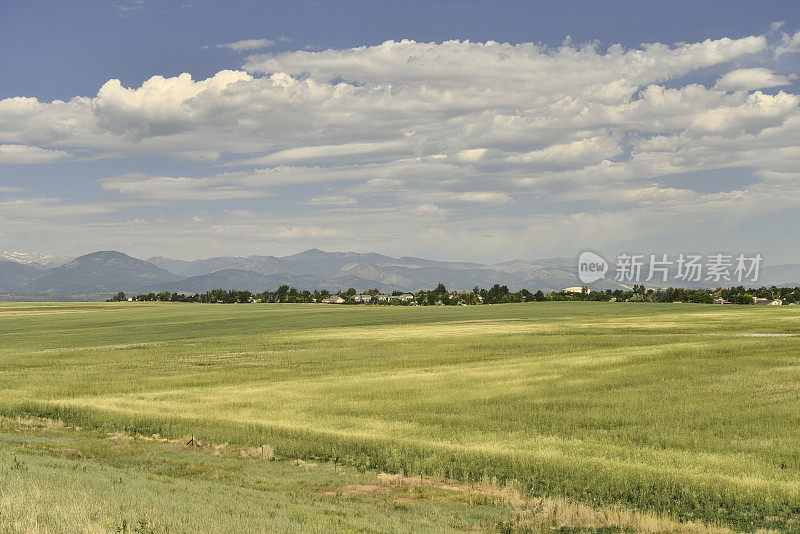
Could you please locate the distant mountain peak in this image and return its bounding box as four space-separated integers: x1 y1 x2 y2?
17 250 179 295
77 250 132 260
0 250 70 266
63 251 161 269
288 248 329 258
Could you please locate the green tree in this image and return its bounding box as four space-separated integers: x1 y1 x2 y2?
275 285 290 302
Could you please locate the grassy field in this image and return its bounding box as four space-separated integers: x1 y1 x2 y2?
1 302 799 532
1 416 730 534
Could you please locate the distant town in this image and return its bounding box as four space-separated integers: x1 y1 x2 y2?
109 284 800 305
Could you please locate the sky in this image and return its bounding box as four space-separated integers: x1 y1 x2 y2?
1 0 799 264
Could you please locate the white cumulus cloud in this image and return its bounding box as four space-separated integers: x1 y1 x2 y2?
2 32 800 260
216 38 275 52
716 68 794 91
0 144 70 164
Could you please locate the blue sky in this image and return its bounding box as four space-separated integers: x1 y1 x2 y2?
3 0 797 100
1 1 800 263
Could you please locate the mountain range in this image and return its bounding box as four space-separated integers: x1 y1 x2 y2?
2 249 800 300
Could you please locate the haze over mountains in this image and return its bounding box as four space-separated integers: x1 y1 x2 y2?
2 249 800 300
0 249 582 298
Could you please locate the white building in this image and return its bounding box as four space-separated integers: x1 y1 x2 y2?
563 286 590 294
754 298 782 305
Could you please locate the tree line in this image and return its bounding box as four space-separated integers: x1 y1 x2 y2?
107 284 800 305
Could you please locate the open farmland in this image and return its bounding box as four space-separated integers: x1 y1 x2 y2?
1 302 800 532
